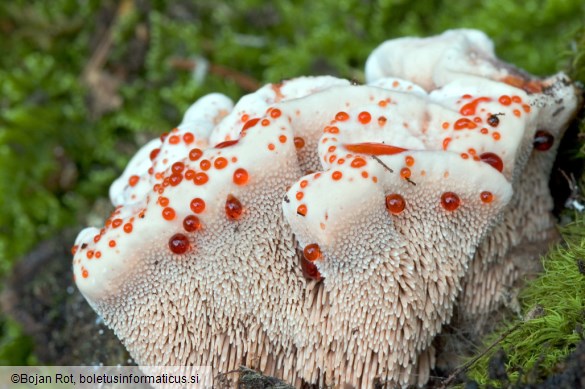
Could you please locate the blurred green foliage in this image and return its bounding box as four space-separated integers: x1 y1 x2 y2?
0 317 36 365
0 0 584 370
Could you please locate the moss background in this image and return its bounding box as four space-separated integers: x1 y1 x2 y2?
1 0 585 385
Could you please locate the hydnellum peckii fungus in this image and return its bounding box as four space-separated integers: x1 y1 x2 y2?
72 30 581 387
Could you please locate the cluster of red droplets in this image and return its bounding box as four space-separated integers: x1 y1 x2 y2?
146 138 253 255
301 243 323 281
383 190 494 215
166 193 245 254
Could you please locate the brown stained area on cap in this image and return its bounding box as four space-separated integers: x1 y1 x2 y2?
500 74 543 93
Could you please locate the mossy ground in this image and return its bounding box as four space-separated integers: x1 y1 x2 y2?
1 0 585 383
462 218 585 387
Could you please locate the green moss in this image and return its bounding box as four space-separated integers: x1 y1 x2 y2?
466 218 585 385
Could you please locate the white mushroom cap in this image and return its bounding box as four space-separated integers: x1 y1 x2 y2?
208 76 349 146
109 138 161 207
366 29 503 90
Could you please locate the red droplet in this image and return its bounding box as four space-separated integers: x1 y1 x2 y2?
194 172 209 185
332 171 342 180
168 233 189 254
358 111 372 124
480 191 494 203
303 243 322 261
190 198 206 214
270 108 282 118
123 223 133 233
400 167 411 179
169 173 183 186
300 256 323 281
214 157 228 169
441 192 461 211
183 215 201 232
185 169 195 180
294 137 305 149
225 195 243 220
297 204 307 216
498 95 512 106
385 194 406 215
233 168 249 185
150 148 160 161
460 97 491 116
162 207 176 220
479 152 504 172
344 142 407 155
183 132 195 144
351 157 366 168
533 130 554 151
335 111 349 121
200 159 211 171
172 162 185 173
443 137 452 150
128 175 140 187
241 118 260 132
215 140 239 148
189 148 203 161
454 118 477 130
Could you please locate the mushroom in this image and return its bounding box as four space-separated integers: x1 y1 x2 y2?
72 29 581 388
365 28 582 325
